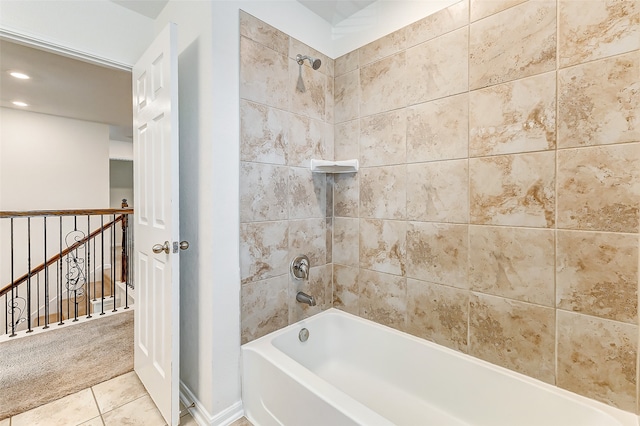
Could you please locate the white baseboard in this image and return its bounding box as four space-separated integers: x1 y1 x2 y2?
179 380 244 426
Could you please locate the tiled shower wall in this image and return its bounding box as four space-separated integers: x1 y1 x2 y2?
239 12 335 343
240 0 640 413
332 0 639 413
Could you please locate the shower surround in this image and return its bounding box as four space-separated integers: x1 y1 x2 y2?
240 0 640 415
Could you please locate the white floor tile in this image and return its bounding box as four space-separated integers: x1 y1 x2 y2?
102 395 165 426
92 371 147 413
11 388 100 426
0 418 10 426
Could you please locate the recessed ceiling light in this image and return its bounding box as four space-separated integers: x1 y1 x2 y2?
12 101 29 107
9 71 30 80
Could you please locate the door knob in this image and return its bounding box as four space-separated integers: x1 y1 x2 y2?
172 241 190 252
152 241 170 254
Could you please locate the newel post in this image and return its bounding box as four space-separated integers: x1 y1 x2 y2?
121 199 129 283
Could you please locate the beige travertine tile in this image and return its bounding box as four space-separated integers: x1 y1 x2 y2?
469 226 554 306
469 293 555 383
325 76 334 124
240 162 288 222
358 269 407 331
557 311 638 412
470 0 528 22
334 70 359 123
0 419 8 426
557 143 640 233
469 0 556 90
335 50 359 77
324 122 335 164
102 395 164 426
334 173 359 218
326 217 333 263
240 11 289 56
406 279 469 352
289 218 327 267
406 159 469 223
290 264 332 322
335 120 359 161
406 27 468 105
333 265 360 315
557 52 640 148
469 152 556 227
359 219 406 277
180 413 199 425
289 58 326 121
240 100 288 164
230 416 254 426
406 0 469 47
359 166 406 219
557 231 638 323
360 52 406 117
333 217 359 267
469 72 556 157
358 27 406 66
240 221 288 284
239 36 289 109
289 167 327 219
77 417 103 426
11 389 99 426
559 0 640 68
288 114 328 167
406 93 468 163
241 275 289 344
406 222 468 288
93 371 147 414
359 110 407 167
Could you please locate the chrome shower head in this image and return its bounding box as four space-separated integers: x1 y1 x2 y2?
296 54 321 70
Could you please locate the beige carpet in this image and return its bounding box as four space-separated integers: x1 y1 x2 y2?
0 310 134 420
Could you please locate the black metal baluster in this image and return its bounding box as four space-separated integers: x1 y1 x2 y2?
10 218 16 337
112 214 117 312
72 216 78 322
36 274 40 327
43 217 49 329
26 217 32 333
124 213 129 310
4 294 7 335
100 215 105 315
86 215 92 319
59 217 64 325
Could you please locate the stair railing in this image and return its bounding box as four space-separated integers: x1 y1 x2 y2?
0 202 134 337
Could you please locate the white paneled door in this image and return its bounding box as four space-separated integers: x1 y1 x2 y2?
132 23 181 426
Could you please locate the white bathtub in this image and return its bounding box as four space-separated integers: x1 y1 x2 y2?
242 308 638 426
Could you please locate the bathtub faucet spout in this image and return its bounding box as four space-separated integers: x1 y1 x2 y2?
296 291 316 306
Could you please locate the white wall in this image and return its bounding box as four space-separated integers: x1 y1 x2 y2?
0 0 155 68
109 139 134 161
0 107 110 211
110 159 133 209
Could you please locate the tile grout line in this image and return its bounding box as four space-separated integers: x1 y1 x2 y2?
89 387 106 426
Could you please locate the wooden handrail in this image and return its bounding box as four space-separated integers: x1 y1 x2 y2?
0 213 130 298
0 208 134 218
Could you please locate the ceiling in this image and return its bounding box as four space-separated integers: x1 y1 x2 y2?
0 0 385 141
298 0 377 25
109 0 169 19
0 39 133 141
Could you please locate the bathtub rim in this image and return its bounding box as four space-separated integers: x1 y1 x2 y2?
241 308 640 426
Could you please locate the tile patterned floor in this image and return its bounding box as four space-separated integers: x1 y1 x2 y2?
2 372 252 426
